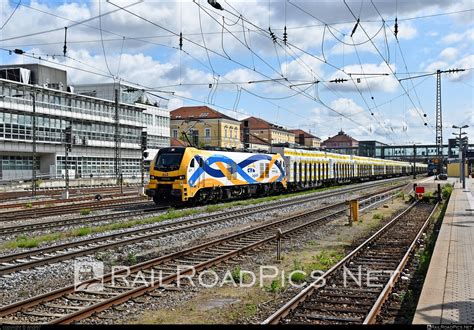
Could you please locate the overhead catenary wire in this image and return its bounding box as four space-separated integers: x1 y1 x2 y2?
2 0 470 143
104 0 353 126
1 0 22 30
343 0 433 131
215 1 401 137
98 0 114 78
0 0 142 43
198 1 374 128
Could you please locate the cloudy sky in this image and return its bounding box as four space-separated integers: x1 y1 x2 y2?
1 0 473 144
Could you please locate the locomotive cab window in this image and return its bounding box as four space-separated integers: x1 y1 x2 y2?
190 158 195 168
154 148 185 172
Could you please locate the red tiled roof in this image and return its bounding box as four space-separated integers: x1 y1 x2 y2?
323 130 358 144
241 116 293 133
171 106 238 121
289 129 320 140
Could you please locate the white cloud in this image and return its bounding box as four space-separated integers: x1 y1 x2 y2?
439 47 459 61
281 53 325 81
425 60 449 73
327 98 366 118
397 23 417 40
441 28 474 44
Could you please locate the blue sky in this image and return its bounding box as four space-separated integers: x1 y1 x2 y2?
1 0 473 144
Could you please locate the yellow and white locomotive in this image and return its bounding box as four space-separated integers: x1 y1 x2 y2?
146 147 286 205
146 146 427 205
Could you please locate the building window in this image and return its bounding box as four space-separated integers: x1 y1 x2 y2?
205 128 211 138
172 129 178 139
224 126 228 138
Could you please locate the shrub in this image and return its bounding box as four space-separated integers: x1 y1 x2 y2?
24 202 33 208
442 184 453 200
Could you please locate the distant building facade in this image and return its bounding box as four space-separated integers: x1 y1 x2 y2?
290 129 321 148
240 116 295 151
322 130 359 149
170 106 241 149
74 82 170 150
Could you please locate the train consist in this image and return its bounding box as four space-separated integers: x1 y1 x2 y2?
146 146 427 205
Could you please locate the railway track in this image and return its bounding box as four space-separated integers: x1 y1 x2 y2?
0 178 407 235
0 183 404 324
0 206 168 236
0 181 404 275
0 197 149 222
0 191 140 210
0 186 140 202
262 201 437 325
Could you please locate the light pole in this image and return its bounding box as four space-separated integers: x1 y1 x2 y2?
31 93 36 197
452 125 469 189
413 144 417 179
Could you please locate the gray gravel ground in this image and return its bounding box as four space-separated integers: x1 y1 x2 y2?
0 181 404 313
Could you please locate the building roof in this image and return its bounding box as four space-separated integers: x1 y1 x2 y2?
241 116 293 133
289 129 321 140
323 130 358 144
171 106 238 122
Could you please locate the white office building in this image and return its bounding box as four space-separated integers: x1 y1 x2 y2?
0 64 170 181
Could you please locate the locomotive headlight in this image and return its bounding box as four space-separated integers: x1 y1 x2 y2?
150 175 156 180
178 175 185 180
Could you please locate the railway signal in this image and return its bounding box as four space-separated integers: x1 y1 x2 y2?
141 131 148 151
65 126 73 151
415 186 425 200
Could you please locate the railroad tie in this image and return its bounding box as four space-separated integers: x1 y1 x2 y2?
293 312 361 323
22 310 67 318
43 303 84 310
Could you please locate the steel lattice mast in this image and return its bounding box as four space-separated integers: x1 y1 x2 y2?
435 70 443 173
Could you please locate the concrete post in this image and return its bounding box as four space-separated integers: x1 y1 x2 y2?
276 228 282 262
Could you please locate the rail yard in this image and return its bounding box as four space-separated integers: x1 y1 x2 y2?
0 174 468 325
1 0 473 326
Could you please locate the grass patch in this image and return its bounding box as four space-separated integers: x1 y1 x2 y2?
14 237 39 248
72 227 92 237
243 303 257 318
372 212 384 220
24 202 33 208
266 279 285 293
80 208 91 216
290 271 307 282
228 266 251 284
127 251 138 265
308 250 344 272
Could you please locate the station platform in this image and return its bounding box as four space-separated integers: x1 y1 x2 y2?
413 177 474 324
